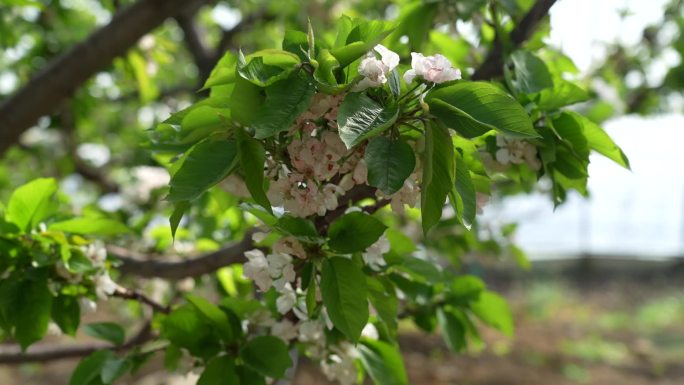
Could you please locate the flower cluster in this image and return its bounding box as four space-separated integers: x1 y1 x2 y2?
493 135 541 170
54 241 117 312
265 94 367 218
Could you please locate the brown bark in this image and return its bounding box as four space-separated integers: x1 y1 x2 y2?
0 0 209 157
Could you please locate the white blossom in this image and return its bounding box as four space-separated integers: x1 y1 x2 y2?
494 135 541 170
271 319 298 342
362 234 390 270
276 283 297 314
354 44 400 91
321 344 358 385
361 323 379 340
298 320 324 343
243 249 272 292
273 237 307 259
404 52 461 84
83 241 107 268
94 272 117 300
80 297 98 313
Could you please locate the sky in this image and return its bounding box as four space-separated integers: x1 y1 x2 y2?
485 0 684 259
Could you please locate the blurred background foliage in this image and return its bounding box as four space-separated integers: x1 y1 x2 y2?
1 0 684 384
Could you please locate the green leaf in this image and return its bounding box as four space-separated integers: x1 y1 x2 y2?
421 123 454 236
276 215 321 243
388 68 401 97
237 366 267 385
161 305 220 358
198 356 239 385
314 49 342 91
240 336 293 378
70 350 115 385
437 308 467 353
49 217 129 235
100 357 132 384
6 178 58 231
203 52 238 89
167 138 238 202
327 212 387 254
506 50 553 94
169 200 189 240
283 30 310 61
330 20 396 67
453 151 476 228
236 128 272 213
358 339 408 385
426 82 538 138
571 112 630 169
365 137 416 194
179 106 231 145
84 322 126 346
238 49 301 87
15 279 53 350
367 277 398 333
470 291 514 336
535 79 589 110
320 257 369 342
337 93 399 148
251 71 315 139
52 295 80 336
185 294 235 343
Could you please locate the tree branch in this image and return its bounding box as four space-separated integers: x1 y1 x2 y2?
176 10 215 83
0 0 210 157
108 229 257 279
112 286 170 314
0 322 152 364
472 0 557 80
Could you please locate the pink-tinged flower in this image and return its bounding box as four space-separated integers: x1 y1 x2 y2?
274 237 307 259
404 53 461 84
353 44 400 91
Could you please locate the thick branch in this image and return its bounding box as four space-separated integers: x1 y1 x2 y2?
472 0 557 80
0 0 209 157
176 11 214 83
0 322 152 364
109 229 256 279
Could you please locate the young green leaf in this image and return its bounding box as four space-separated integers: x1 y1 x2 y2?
237 49 301 87
437 308 467 353
202 51 238 89
84 322 126 346
198 356 239 385
49 217 129 235
327 211 387 254
337 93 399 148
320 257 369 342
365 136 416 194
6 177 58 231
161 305 220 358
236 127 272 213
426 82 538 139
367 277 398 333
421 123 454 235
167 138 238 202
358 339 408 385
571 111 630 169
330 20 396 67
470 291 514 336
239 336 293 378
